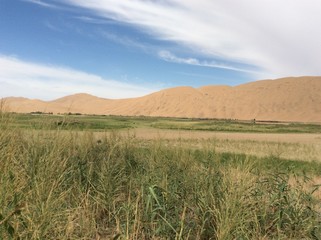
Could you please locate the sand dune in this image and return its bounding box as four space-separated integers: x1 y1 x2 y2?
3 76 321 122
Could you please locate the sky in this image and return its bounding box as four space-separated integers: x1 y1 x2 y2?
1 0 321 100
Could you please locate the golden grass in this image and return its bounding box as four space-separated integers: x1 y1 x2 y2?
1 113 321 239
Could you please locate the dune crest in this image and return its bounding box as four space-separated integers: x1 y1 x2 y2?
3 76 321 122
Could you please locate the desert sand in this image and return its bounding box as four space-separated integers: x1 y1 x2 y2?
3 76 321 122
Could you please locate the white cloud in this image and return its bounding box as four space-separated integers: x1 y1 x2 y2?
73 16 114 25
100 31 151 52
44 21 61 32
23 0 58 9
62 0 321 78
0 55 155 100
158 50 258 74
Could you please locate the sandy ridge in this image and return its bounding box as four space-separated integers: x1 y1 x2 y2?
3 76 321 122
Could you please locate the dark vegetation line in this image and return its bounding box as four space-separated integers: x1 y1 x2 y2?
6 113 321 133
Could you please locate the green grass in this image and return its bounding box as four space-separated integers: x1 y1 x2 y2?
6 113 136 130
1 112 321 239
7 113 321 133
151 119 321 133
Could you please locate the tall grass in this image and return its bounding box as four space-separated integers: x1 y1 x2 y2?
0 113 320 239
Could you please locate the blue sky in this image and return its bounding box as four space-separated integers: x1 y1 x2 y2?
1 0 321 100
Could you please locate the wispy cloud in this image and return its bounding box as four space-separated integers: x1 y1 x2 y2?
23 0 58 9
99 31 153 53
73 16 114 25
44 21 61 32
0 55 156 100
61 0 321 78
158 50 258 74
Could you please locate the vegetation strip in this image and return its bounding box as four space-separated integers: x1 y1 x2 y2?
7 113 321 133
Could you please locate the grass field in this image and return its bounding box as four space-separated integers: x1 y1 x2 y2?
1 112 321 239
7 113 321 133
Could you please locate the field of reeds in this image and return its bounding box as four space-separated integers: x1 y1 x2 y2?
1 112 321 239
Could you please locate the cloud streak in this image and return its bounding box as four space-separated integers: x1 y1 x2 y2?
60 0 321 78
73 16 114 25
100 31 151 52
0 55 155 100
23 0 58 9
158 51 258 74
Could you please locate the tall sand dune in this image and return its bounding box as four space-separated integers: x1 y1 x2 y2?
3 76 321 122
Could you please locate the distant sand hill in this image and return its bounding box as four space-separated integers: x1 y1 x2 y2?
3 76 321 122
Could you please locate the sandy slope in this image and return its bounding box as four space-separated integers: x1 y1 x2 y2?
3 76 321 122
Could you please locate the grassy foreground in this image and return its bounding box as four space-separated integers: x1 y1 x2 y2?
1 114 321 239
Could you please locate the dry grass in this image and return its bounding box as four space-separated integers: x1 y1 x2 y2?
1 113 321 239
199 138 321 162
104 128 321 162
